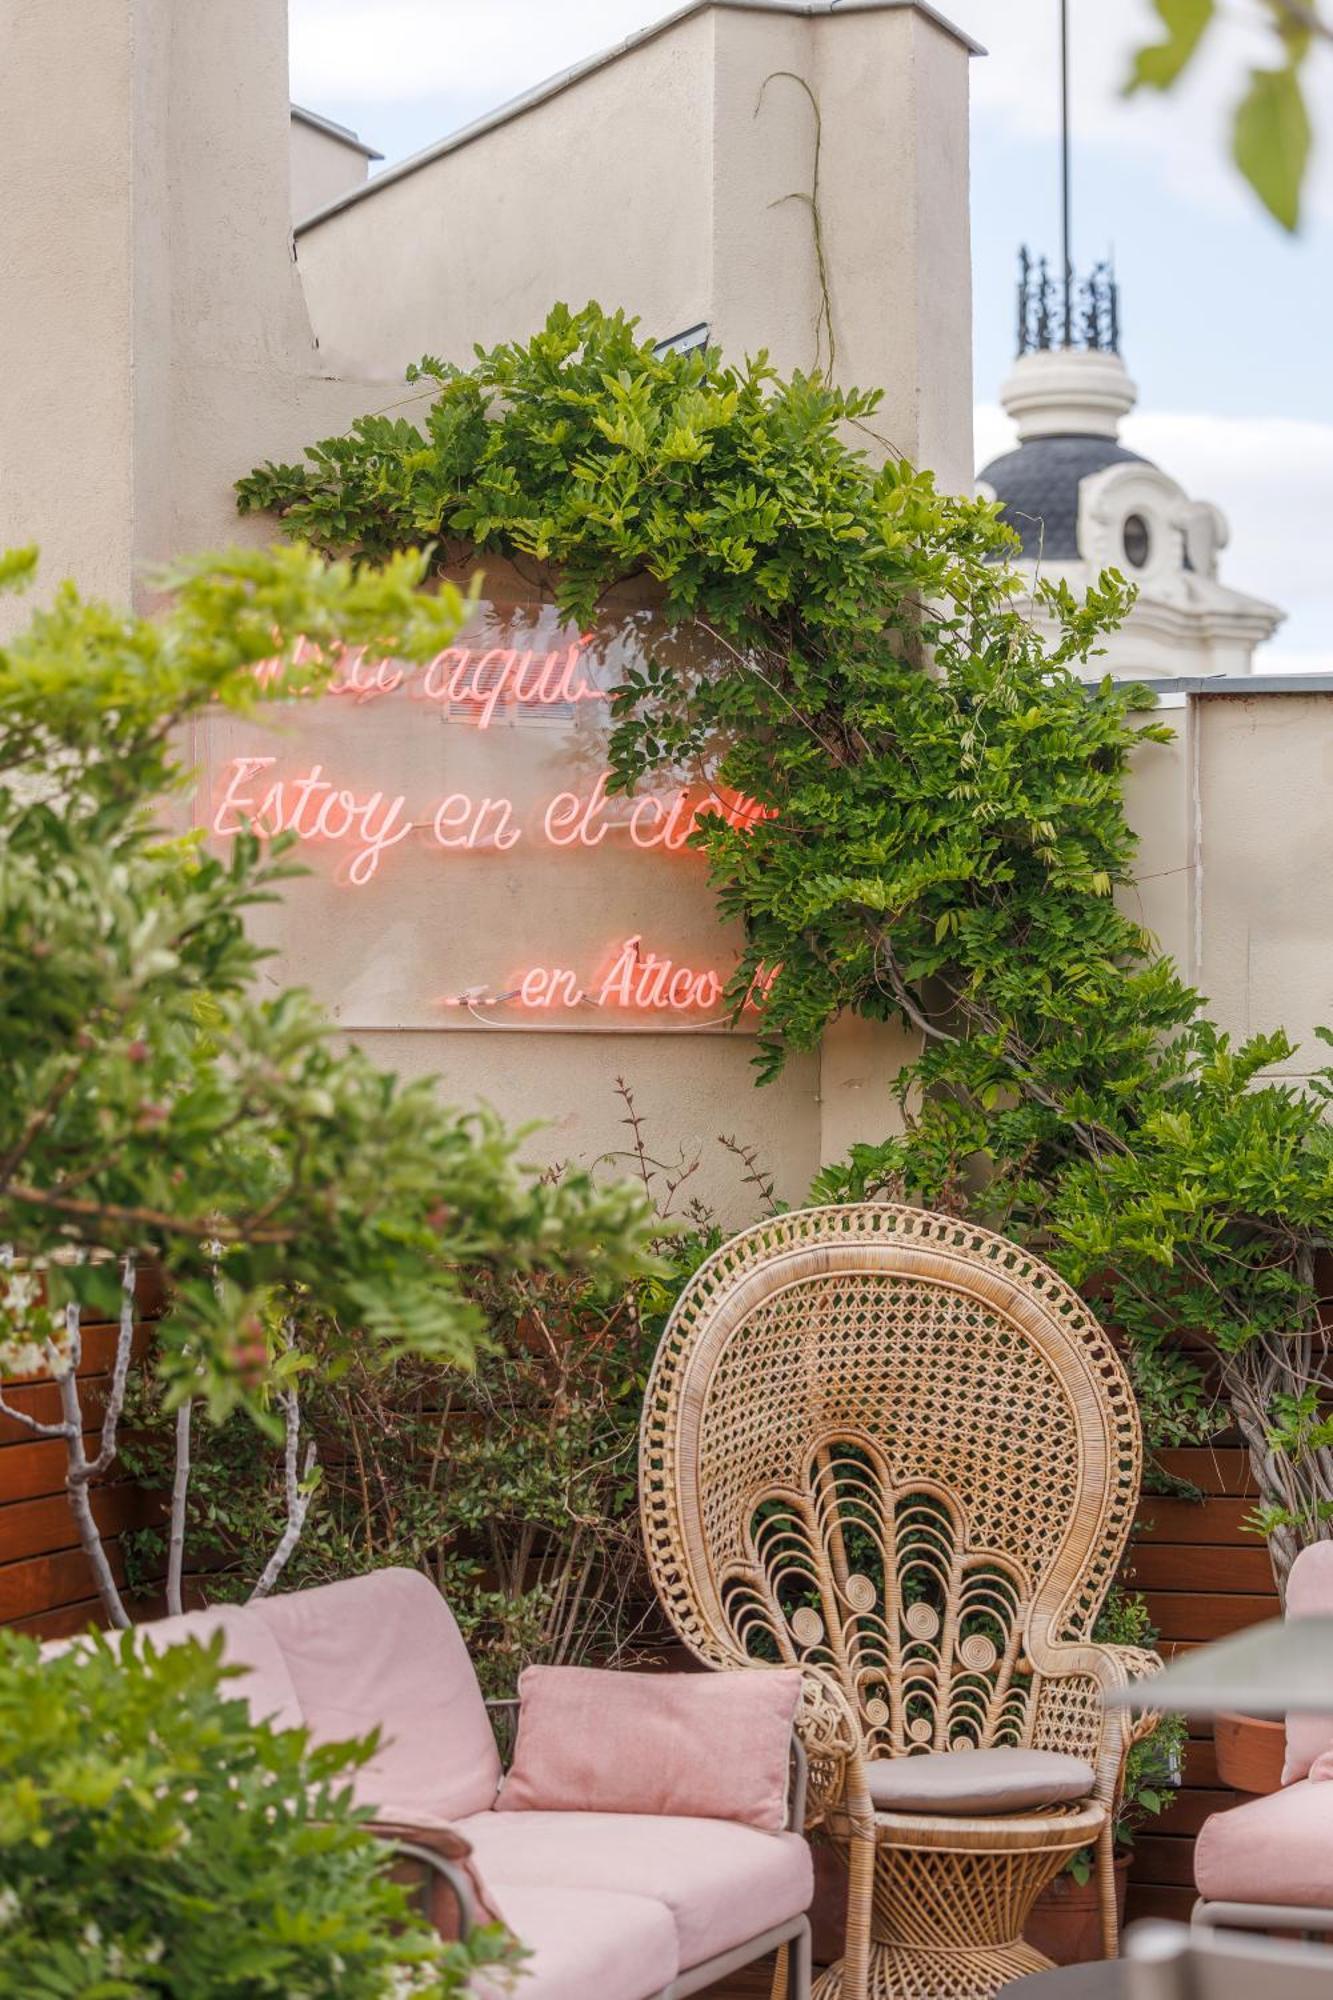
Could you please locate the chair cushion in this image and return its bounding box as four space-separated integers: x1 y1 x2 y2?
1282 1543 1333 1783
471 1884 678 2000
498 1664 803 1829
1196 1778 1333 1907
866 1747 1096 1815
249 1568 502 1821
52 1604 306 1733
459 1808 812 1972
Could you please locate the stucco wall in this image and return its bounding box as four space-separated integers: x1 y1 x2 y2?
290 113 374 224
286 3 975 1186
1126 687 1333 1083
293 2 976 496
0 0 976 1219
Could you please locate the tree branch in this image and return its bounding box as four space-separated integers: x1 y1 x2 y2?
4 1183 295 1244
248 1387 317 1602
166 1398 193 1618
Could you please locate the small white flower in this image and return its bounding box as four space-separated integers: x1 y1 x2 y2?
0 1887 21 1927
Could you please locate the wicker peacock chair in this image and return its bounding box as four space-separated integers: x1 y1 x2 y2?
639 1204 1162 2000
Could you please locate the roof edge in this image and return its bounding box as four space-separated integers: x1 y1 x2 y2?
291 103 385 161
295 0 983 238
1137 673 1333 697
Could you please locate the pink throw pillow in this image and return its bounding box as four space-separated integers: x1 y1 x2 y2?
1282 1542 1333 1784
496 1665 804 1830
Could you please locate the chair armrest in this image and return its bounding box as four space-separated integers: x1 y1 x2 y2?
366 1823 481 1942
1037 1641 1166 1806
793 1667 874 1841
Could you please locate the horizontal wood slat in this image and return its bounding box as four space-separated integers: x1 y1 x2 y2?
1132 1835 1198 1889
1135 1497 1255 1545
1130 1543 1275 1593
1142 1592 1276 1643
0 1540 129 1625
1152 1450 1255 1497
1125 1885 1197 1925
0 1484 157 1564
0 1433 104 1503
1 1296 162 1630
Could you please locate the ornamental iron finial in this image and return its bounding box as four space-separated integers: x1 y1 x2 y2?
1017 249 1120 357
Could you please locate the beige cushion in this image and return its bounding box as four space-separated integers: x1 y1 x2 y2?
866 1747 1095 1815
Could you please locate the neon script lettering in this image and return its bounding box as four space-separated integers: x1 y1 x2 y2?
251 636 605 727
212 761 771 882
503 939 779 1015
211 757 412 887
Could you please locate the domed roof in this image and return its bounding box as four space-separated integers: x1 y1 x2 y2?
978 433 1150 561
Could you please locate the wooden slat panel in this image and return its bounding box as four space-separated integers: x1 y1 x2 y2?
1151 1788 1238 1838
0 1484 156 1564
0 1434 103 1503
1133 1836 1198 1888
1182 1736 1224 1790
1152 1450 1254 1497
7 1595 108 1639
1132 1543 1276 1594
3 1321 156 1387
1142 1593 1276 1642
0 1541 129 1624
0 1375 112 1446
1126 1885 1197 1925
1135 1497 1256 1545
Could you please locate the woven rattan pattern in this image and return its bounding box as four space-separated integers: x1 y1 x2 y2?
639 1205 1154 2000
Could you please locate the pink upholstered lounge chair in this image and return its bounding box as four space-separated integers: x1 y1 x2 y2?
1194 1542 1333 1936
78 1568 815 2000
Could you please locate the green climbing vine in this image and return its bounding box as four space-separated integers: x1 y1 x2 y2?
239 303 1333 1595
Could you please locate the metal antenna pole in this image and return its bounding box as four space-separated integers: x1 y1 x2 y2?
1060 0 1073 345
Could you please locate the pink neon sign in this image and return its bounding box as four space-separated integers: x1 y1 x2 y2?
210 760 769 885
204 586 771 1025
255 635 607 728
462 938 777 1015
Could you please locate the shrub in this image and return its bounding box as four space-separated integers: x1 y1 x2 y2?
0 1628 518 1997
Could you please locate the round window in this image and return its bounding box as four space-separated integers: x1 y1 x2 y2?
1123 513 1151 569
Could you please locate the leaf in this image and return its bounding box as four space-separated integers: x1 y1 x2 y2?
1126 0 1215 92
1234 62 1311 230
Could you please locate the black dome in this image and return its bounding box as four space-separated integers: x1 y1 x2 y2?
978 433 1150 560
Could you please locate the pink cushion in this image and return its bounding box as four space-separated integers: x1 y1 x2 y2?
498 1665 802 1830
68 1605 306 1732
249 1568 501 1821
1196 1777 1333 1906
472 1884 677 2000
460 1808 812 1972
1282 1543 1333 1784
866 1747 1095 1815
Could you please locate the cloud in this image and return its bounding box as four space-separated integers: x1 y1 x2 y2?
946 0 1333 223
288 0 662 106
976 402 1333 671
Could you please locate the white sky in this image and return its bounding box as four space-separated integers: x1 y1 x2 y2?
289 0 1333 669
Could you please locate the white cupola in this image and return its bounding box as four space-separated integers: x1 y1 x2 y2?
977 255 1282 680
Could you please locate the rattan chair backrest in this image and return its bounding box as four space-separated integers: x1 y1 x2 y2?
640 1205 1142 1758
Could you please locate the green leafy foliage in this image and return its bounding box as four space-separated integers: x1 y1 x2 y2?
1126 0 1325 230
123 1098 741 1694
0 1627 518 1996
240 305 1333 1595
0 541 654 1418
